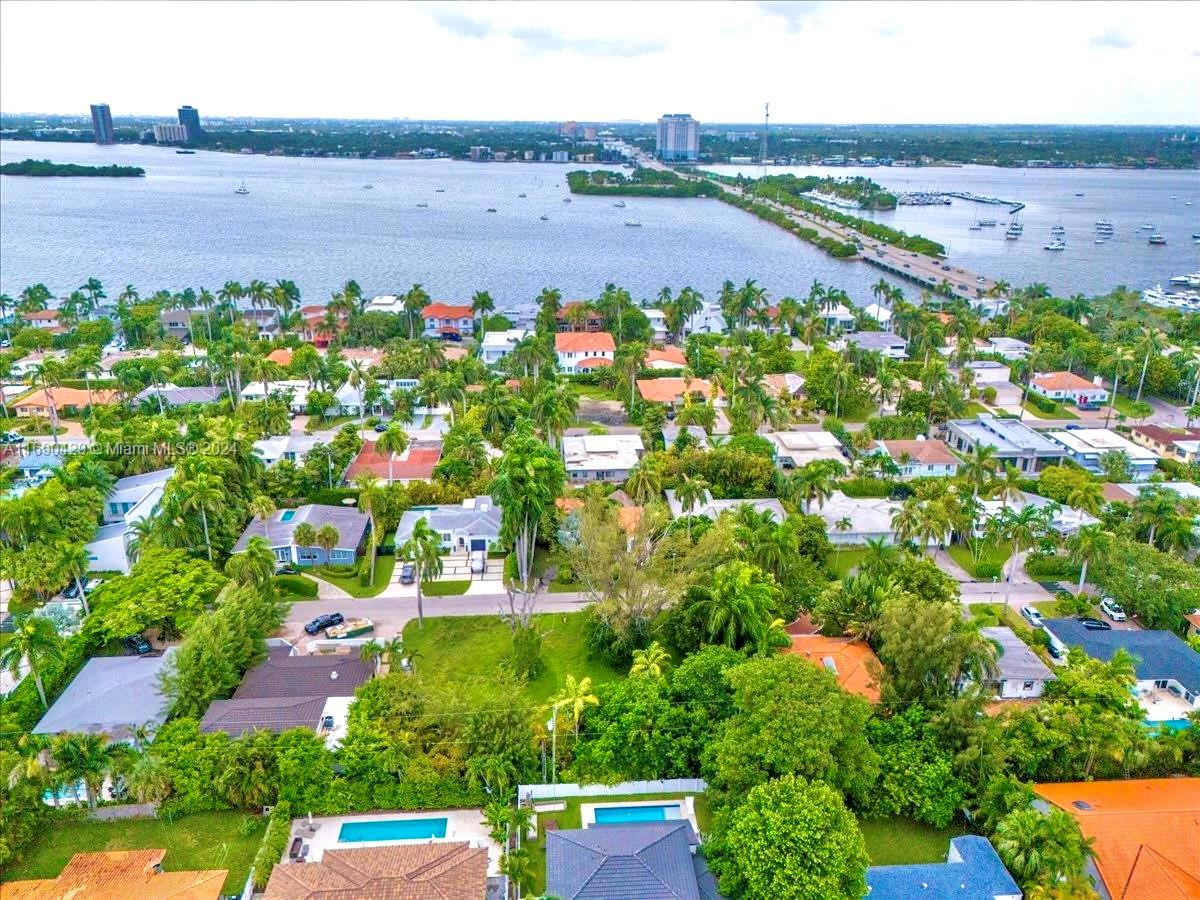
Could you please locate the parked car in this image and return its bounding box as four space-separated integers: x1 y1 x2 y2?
1099 598 1127 622
1021 605 1045 628
1079 617 1112 631
470 550 486 574
123 635 152 655
62 577 90 599
373 420 391 433
0 431 24 445
304 612 345 635
275 564 300 576
399 564 415 585
83 579 103 595
1047 641 1066 660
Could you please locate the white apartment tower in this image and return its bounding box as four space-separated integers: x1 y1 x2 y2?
656 114 699 161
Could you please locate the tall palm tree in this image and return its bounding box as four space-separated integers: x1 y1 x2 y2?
1101 347 1136 430
676 474 709 538
374 423 409 485
352 474 383 584
625 462 662 505
181 472 224 561
1132 326 1168 403
615 341 648 409
962 445 999 498
630 641 670 678
401 517 442 628
249 495 276 539
293 522 317 565
1133 487 1177 548
828 354 855 419
701 562 776 649
994 464 1024 509
996 505 1048 607
314 524 340 562
471 290 495 337
1064 481 1104 517
551 674 599 739
31 359 65 435
1 614 63 708
530 380 578 451
1067 524 1106 594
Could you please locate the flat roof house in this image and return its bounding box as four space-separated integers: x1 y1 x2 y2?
766 430 846 470
974 491 1099 538
944 414 1063 474
961 359 1014 385
199 646 371 745
480 328 532 365
1043 428 1160 479
33 651 175 742
561 434 644 483
233 504 371 568
395 496 502 554
5 849 226 900
264 843 488 900
1042 619 1200 722
873 439 960 478
1029 371 1109 405
1036 778 1200 900
979 626 1055 699
839 330 909 359
556 331 616 374
866 836 1021 900
334 377 419 416
662 425 711 449
975 336 1030 360
239 379 313 412
422 302 474 340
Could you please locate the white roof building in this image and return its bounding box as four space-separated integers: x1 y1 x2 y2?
363 295 404 314
974 491 1099 538
663 489 786 522
86 467 175 574
766 431 847 470
253 434 324 467
480 329 532 365
239 379 313 411
819 491 904 544
561 434 644 483
1044 428 1160 479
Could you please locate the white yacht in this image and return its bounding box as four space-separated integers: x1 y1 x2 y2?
1050 224 1066 234
1168 273 1200 286
624 220 642 227
978 219 997 227
1043 239 1067 251
1149 233 1167 245
1141 223 1155 230
1005 231 1020 240
614 201 626 208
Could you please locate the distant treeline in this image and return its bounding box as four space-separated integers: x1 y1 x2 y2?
0 158 145 177
567 169 719 198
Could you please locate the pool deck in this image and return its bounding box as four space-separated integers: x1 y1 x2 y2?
580 797 700 837
283 809 501 874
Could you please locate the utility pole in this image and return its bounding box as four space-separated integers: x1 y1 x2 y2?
760 102 770 163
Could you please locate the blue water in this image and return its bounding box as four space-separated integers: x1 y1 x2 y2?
337 817 448 842
593 804 680 824
280 510 296 522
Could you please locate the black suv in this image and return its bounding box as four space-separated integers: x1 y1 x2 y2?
62 577 89 599
123 635 153 655
304 612 345 635
1078 617 1112 631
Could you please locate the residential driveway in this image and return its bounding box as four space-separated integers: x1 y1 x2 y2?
931 548 1053 606
308 575 353 601
931 548 973 582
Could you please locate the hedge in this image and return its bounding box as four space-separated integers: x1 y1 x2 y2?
252 802 292 889
1024 553 1082 580
273 575 317 598
839 477 896 498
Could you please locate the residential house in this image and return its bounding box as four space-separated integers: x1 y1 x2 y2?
661 425 711 449
263 843 488 900
766 430 846 470
975 336 1030 360
962 360 1014 386
5 850 226 900
1042 620 1200 721
1029 371 1109 406
555 302 605 332
363 294 404 314
233 504 371 567
642 306 669 342
561 434 644 483
1186 610 1200 639
547 823 723 900
395 496 502 554
682 300 728 336
1043 428 1160 479
818 303 857 333
253 434 322 467
200 646 371 746
838 330 908 359
1035 778 1200 900
762 372 805 399
338 346 385 370
22 309 64 331
12 386 118 417
872 439 960 477
819 491 904 544
422 302 474 339
866 836 1021 900
1130 425 1200 464
944 414 1063 474
159 308 192 340
974 491 1098 538
242 308 281 340
861 301 893 327
297 304 346 347
664 489 786 523
33 651 176 743
644 346 688 369
345 439 442 484
334 377 419 416
480 328 532 365
266 347 294 367
239 379 313 412
787 635 881 702
9 350 66 380
86 468 174 573
636 376 718 407
979 627 1054 699
556 331 616 373
134 383 224 409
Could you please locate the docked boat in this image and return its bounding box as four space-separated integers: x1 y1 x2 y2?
1095 223 1114 233
1075 192 1084 197
1149 233 1167 245
978 219 997 227
416 203 428 208
234 182 249 195
1050 224 1066 234
562 197 572 203
363 184 373 190
175 149 195 155
1141 223 1155 230
1094 239 1107 244
1168 273 1200 285
1142 284 1200 311
614 201 626 208
1095 218 1113 227
1043 240 1067 251
624 220 642 227
969 222 983 231
435 188 445 192
1005 231 1020 240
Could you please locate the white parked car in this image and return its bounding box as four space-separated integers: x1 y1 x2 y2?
470 550 487 574
1099 598 1127 622
1021 605 1045 628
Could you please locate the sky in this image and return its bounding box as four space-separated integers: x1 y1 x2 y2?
2 0 1197 125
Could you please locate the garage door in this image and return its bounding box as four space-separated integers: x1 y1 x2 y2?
470 538 486 551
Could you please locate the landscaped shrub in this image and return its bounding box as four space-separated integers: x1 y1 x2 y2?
865 414 927 441
1024 554 1081 580
973 561 1003 580
1026 392 1059 414
252 802 292 889
981 386 998 404
839 477 895 498
273 575 317 598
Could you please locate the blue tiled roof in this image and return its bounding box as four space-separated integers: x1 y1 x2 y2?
1044 619 1200 695
547 822 717 900
866 836 1021 900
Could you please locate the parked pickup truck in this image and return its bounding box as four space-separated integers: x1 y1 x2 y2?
325 617 374 640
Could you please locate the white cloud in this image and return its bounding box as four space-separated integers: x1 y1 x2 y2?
1089 28 1134 49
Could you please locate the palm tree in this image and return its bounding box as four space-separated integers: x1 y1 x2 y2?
530 379 577 451
401 517 442 628
833 516 852 567
615 341 648 408
1067 524 1106 594
630 641 670 678
701 562 776 649
1064 481 1104 517
962 445 999 498
54 542 93 615
1 614 63 708
181 473 224 561
352 473 383 584
786 460 838 514
1132 326 1167 403
374 423 409 484
625 462 662 505
994 463 1024 509
471 290 495 336
1133 487 1177 548
676 474 709 538
31 359 64 435
996 505 1048 607
1102 347 1136 429
292 521 317 565
249 495 276 539
314 524 340 564
552 674 599 740
828 354 855 419
53 732 127 809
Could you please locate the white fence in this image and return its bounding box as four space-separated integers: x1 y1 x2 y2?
517 778 707 804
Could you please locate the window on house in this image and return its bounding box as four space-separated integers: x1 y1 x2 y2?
1022 681 1035 690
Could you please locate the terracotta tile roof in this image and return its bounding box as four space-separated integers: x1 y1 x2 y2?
4 849 226 900
422 303 473 319
1036 778 1200 900
645 347 687 367
1031 371 1101 391
636 377 715 404
618 506 643 534
1132 425 1200 446
339 348 384 367
263 842 487 900
23 310 60 322
1185 611 1200 630
879 439 959 466
12 387 119 409
441 345 469 362
555 331 615 353
1102 482 1137 503
267 348 294 366
574 357 613 370
556 497 585 514
787 635 881 702
346 440 442 483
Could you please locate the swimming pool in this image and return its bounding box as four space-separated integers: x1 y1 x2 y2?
592 804 682 824
338 817 448 842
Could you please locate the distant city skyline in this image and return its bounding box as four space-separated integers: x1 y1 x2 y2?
3 1 1198 125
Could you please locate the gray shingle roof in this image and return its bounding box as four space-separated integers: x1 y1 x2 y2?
394 497 502 545
233 647 371 699
982 627 1055 681
233 504 370 553
1044 619 1200 694
134 385 224 407
547 823 706 900
33 651 175 741
199 696 327 736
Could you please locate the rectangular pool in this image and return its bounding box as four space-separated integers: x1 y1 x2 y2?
593 804 682 824
338 817 448 842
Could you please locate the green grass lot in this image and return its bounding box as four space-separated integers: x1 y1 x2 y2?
835 404 877 424
4 811 265 894
963 401 991 416
570 384 620 402
423 579 470 596
1018 400 1078 421
533 546 583 593
401 612 622 706
310 554 395 598
1108 393 1154 421
858 818 968 865
529 793 713 894
946 543 1012 579
827 547 868 580
303 414 363 432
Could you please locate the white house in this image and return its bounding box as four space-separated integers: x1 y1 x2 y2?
394 496 502 553
561 434 644 483
979 627 1055 699
819 491 904 544
421 303 474 340
819 303 857 334
766 431 847 470
334 378 419 416
555 332 616 374
253 434 323 467
838 331 908 359
872 439 960 477
1043 428 1160 479
642 307 669 342
975 336 1030 360
480 329 532 366
363 295 404 314
861 302 892 327
239 379 313 413
663 489 786 523
85 468 174 573
974 491 1099 538
944 414 1064 474
1029 372 1109 406
682 301 728 337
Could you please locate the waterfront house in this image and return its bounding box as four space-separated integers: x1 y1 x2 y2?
480 328 532 365
682 300 728 336
395 496 502 554
944 414 1063 474
819 303 857 334
642 306 669 342
33 651 176 743
555 302 605 332
562 434 644 483
766 430 847 470
422 302 475 340
979 626 1054 699
23 309 65 333
159 308 192 341
866 836 1021 900
556 331 616 374
1029 371 1109 406
363 294 404 314
872 439 960 477
233 504 371 567
1043 428 1160 479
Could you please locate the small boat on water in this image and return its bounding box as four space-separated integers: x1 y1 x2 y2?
234 182 249 195
175 149 195 155
435 188 445 193
1075 192 1084 197
1005 231 1020 240
416 203 428 208
1050 224 1066 234
969 223 983 231
518 193 527 198
1094 238 1107 244
1141 223 1155 230
539 215 549 221
562 197 572 203
614 201 626 208
1149 233 1167 245
1168 273 1200 286
1043 240 1066 251
978 219 997 227
486 207 497 213
363 184 373 190
624 220 642 227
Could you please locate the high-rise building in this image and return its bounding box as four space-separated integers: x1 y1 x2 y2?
153 123 188 143
90 103 114 144
177 105 202 141
656 114 699 161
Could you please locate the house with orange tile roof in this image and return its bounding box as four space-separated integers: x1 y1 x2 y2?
22 309 62 329
786 635 881 702
346 439 442 484
4 849 226 900
264 842 488 900
266 347 293 367
1035 778 1200 900
635 376 718 406
1185 610 1200 639
555 331 615 374
422 303 474 339
1029 371 1109 405
644 346 687 369
11 386 118 417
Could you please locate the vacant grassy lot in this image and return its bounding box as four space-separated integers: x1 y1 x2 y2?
401 612 622 705
4 811 265 894
859 817 968 865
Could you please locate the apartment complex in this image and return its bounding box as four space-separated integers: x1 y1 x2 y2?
656 113 699 161
90 103 114 144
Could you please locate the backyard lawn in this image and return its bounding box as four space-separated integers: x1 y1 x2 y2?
962 401 991 416
400 612 622 705
827 547 868 580
4 811 265 894
1018 400 1078 421
311 554 395 598
858 818 967 865
946 543 1012 579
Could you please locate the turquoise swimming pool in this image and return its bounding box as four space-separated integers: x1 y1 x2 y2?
338 817 448 842
593 804 682 824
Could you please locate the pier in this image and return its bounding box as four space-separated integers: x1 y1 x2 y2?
897 191 1024 214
